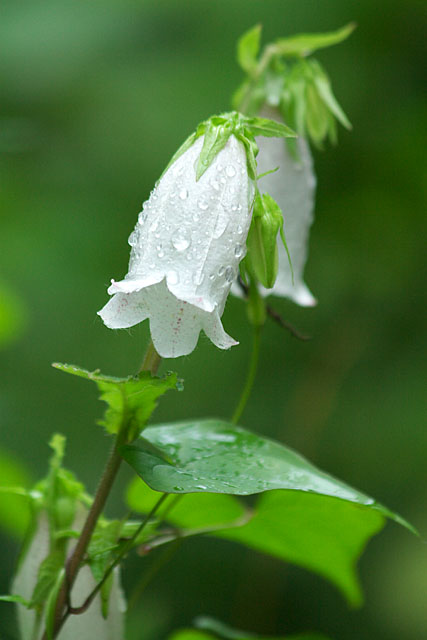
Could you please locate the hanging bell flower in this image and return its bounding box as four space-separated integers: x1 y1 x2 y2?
255 113 317 306
98 112 296 357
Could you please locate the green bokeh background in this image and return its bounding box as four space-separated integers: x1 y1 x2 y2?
0 1 425 639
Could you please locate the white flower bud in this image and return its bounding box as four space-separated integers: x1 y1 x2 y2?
12 513 126 640
255 111 317 306
98 134 255 357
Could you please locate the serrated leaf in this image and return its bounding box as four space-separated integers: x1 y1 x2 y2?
195 122 232 181
53 364 181 439
275 23 356 57
237 24 262 74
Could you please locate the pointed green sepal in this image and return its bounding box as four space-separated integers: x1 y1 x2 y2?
195 120 233 181
311 60 352 130
275 22 356 57
244 116 297 139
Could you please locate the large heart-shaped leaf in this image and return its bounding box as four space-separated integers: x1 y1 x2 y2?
120 420 408 523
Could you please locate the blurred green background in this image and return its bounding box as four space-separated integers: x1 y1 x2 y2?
0 0 426 639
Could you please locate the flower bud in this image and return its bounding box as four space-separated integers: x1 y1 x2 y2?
12 511 126 640
255 110 317 306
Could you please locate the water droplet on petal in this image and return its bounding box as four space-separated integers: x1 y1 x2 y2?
128 231 138 246
225 266 235 283
234 243 244 258
156 243 165 258
150 219 159 232
218 266 225 276
171 229 190 252
216 163 223 172
237 225 243 234
193 272 205 286
179 188 188 200
198 198 209 211
226 165 236 177
138 210 148 225
209 273 215 281
213 210 229 238
210 179 220 191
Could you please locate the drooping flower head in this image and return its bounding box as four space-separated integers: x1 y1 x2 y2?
233 24 354 306
98 112 295 357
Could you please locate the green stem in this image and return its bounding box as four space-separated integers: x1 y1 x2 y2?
45 339 162 640
231 326 262 424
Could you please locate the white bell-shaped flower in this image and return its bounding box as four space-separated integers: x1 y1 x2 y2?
255 119 317 306
12 513 126 640
99 134 255 357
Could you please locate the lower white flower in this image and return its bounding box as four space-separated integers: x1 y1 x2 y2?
12 512 126 640
99 134 255 358
255 120 317 306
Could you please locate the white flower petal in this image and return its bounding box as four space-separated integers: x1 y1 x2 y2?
99 133 254 356
254 111 317 306
99 280 237 358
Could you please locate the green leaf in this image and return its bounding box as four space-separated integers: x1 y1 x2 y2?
127 477 246 529
53 364 181 439
0 448 32 539
305 82 329 145
0 594 32 607
237 24 262 74
244 116 296 139
275 23 356 57
216 490 385 606
195 121 232 181
120 419 388 506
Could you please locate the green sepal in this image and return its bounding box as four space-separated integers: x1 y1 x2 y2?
243 116 296 139
310 60 352 129
52 363 182 441
44 568 65 640
160 131 197 179
237 24 262 74
195 120 233 181
275 22 356 57
30 549 65 610
194 616 332 640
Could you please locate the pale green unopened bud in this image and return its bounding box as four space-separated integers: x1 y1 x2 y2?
246 192 283 289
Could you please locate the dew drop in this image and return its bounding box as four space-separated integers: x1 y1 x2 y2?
234 243 244 258
128 231 138 246
213 210 229 238
193 212 200 222
209 273 215 281
138 210 148 225
156 243 165 258
225 266 235 283
218 266 225 276
237 225 243 234
198 198 209 211
226 165 236 177
149 219 159 232
171 230 190 252
179 188 188 200
193 272 205 286
216 163 223 172
210 179 220 191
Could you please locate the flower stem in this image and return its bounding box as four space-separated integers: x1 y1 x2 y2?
231 326 262 424
45 339 162 640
